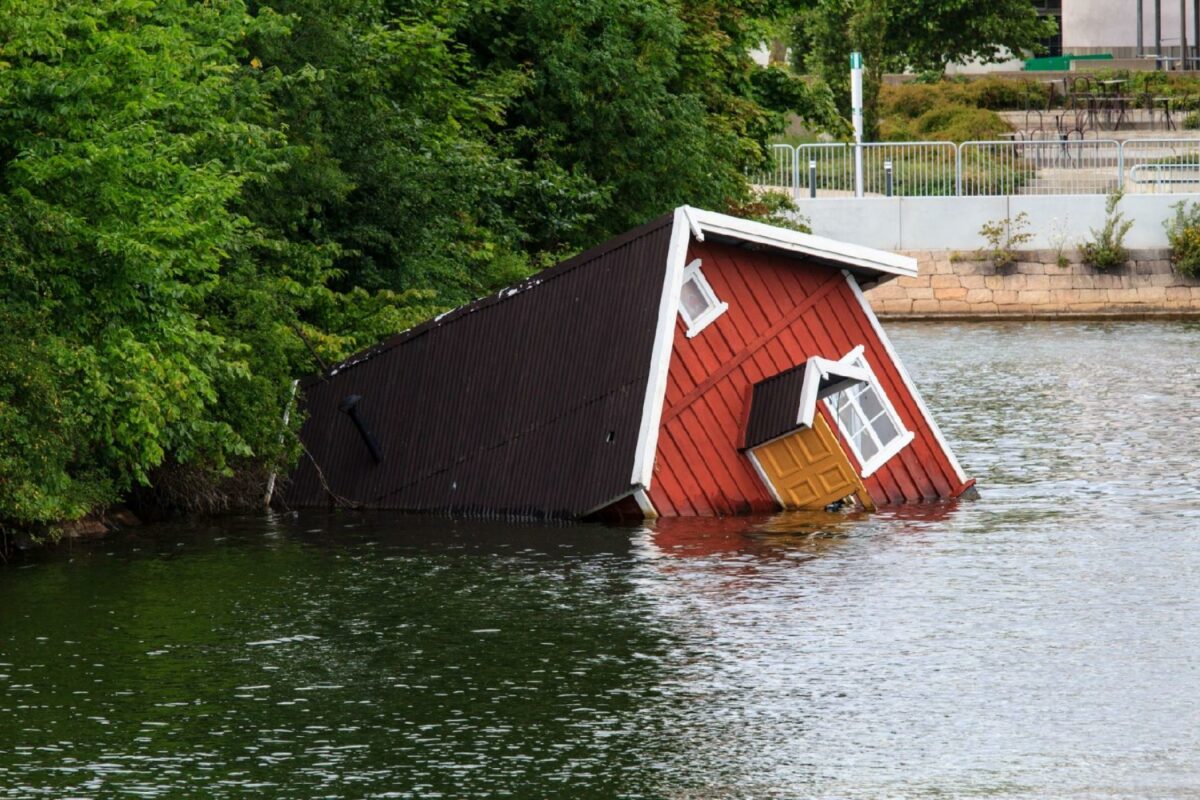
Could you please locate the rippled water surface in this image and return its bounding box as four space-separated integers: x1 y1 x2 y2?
3 321 1199 799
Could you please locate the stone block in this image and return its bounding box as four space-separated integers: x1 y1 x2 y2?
1150 272 1177 287
1016 261 1045 275
907 287 935 300
1166 286 1193 301
972 302 1000 313
937 286 969 301
1017 289 1051 304
874 299 913 314
911 299 941 314
965 288 993 303
1023 274 1051 290
960 274 988 289
993 290 1020 305
1136 286 1167 301
897 275 926 288
932 260 954 275
1106 288 1140 303
931 274 962 289
1048 274 1077 289
984 275 1009 290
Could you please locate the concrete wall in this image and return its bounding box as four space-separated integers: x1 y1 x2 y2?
1064 0 1195 53
865 249 1200 317
796 193 1192 253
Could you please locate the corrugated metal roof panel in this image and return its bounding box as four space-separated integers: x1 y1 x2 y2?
742 364 809 450
284 215 675 518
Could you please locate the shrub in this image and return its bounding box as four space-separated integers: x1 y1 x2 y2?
962 76 1048 110
881 83 944 119
1164 200 1200 277
1080 190 1133 270
913 104 1012 142
977 212 1034 270
1184 111 1200 130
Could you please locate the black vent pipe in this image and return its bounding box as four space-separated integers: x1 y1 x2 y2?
339 395 384 464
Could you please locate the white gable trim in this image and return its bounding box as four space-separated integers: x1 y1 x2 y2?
796 354 871 429
683 206 917 278
630 207 693 488
842 270 969 485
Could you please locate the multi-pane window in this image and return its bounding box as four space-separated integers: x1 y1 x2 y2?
678 259 728 338
823 350 913 477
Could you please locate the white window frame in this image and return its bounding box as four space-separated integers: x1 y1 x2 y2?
678 259 728 338
822 346 914 478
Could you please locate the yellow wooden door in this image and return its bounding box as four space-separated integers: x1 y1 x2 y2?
751 414 874 511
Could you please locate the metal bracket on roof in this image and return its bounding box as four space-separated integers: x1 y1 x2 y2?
682 206 705 242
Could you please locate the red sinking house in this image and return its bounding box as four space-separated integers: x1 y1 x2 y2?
284 207 975 518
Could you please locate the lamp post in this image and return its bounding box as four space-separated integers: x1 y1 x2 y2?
851 51 864 198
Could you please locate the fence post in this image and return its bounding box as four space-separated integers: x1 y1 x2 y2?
884 160 894 197
1117 140 1125 191
792 146 801 202
809 160 817 199
955 143 964 196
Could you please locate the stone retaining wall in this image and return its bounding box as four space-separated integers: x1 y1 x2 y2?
865 249 1200 318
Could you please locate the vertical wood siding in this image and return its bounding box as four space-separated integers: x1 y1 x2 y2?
647 241 969 516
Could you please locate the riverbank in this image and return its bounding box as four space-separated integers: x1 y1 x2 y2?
866 248 1200 318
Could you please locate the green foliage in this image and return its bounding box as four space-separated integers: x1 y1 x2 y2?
0 0 824 529
977 212 1033 271
1080 190 1133 271
911 105 1012 142
794 1 1056 137
1184 112 1200 130
1164 200 1200 278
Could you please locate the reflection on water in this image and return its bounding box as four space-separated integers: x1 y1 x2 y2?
1 320 1199 798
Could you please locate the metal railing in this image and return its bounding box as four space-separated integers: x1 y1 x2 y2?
958 139 1120 196
1122 138 1200 193
791 142 957 198
753 138 1200 199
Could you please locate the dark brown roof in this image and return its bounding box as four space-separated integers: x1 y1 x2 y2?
284 214 675 517
742 363 809 450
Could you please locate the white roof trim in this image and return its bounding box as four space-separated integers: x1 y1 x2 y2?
681 206 916 278
796 356 870 429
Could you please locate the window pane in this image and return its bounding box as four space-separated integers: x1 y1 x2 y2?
872 412 899 446
836 395 865 440
858 385 885 421
681 277 711 321
857 430 880 462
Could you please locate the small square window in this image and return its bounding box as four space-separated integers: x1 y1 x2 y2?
822 348 914 477
678 259 728 338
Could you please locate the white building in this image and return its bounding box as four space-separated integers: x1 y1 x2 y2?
1060 0 1199 59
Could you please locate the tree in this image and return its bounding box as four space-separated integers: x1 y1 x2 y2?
793 0 1057 137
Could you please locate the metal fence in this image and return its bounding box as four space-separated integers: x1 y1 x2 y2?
752 139 1200 199
1122 139 1200 194
791 142 958 198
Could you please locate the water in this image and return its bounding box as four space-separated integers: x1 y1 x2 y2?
2 320 1198 799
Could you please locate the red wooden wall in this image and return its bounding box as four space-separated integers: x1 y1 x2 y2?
646 240 970 517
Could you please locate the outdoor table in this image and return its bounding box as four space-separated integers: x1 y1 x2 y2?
1154 96 1177 130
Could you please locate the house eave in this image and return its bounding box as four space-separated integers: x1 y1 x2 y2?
680 206 918 279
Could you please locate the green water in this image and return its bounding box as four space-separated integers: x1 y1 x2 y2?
2 321 1199 798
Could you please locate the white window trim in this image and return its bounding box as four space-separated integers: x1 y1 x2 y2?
823 346 914 478
678 259 728 338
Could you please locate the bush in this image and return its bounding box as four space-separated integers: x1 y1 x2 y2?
1184 111 1200 130
1164 200 1200 277
1080 190 1133 270
961 76 1048 110
977 212 1033 270
881 83 944 119
914 104 1013 142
